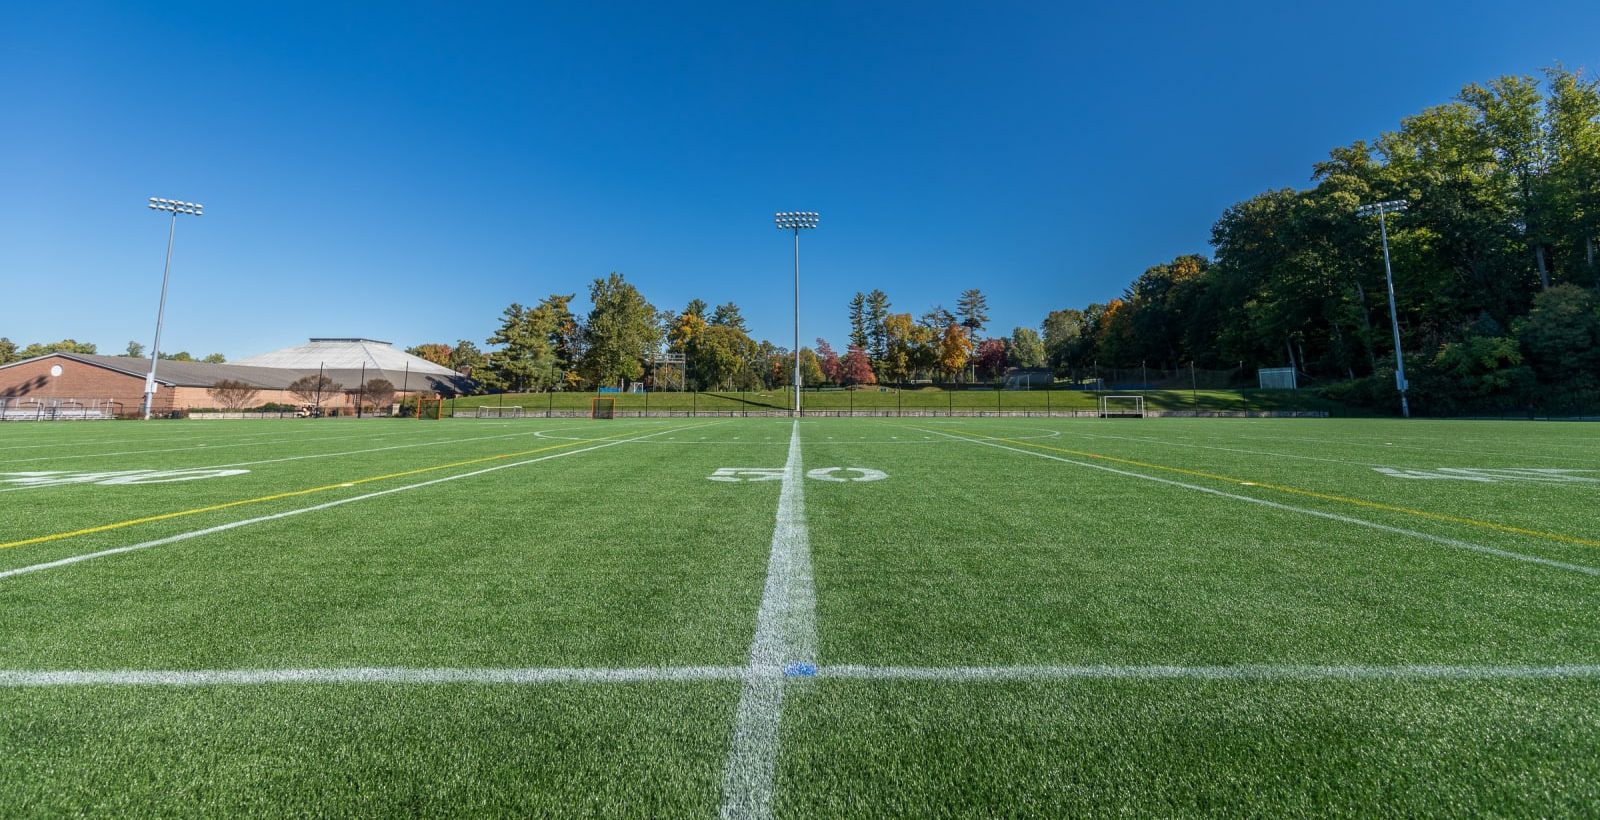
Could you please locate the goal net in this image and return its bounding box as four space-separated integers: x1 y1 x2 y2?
473 406 525 419
1258 367 1298 390
591 397 616 419
1099 395 1145 418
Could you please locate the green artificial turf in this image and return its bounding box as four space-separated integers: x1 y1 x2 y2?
1 415 1597 814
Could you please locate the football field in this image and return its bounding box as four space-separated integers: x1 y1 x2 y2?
1 416 1598 815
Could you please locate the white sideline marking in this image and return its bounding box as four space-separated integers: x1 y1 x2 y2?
5 663 1597 688
925 429 1600 577
0 424 709 582
822 664 1600 681
719 420 816 820
0 666 745 687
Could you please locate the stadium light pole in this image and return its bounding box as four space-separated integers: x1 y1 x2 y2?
775 211 819 416
1357 199 1411 418
142 197 203 420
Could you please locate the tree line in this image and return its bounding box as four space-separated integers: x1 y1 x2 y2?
404 272 1056 395
1037 67 1600 414
0 338 226 365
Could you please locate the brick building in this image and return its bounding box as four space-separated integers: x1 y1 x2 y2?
0 339 470 418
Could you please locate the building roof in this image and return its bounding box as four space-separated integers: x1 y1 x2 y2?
233 338 461 376
1 352 470 395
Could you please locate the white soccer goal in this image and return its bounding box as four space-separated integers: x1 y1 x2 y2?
1258 367 1298 390
1099 395 1145 418
473 405 525 419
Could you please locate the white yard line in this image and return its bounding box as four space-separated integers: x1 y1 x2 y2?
0 666 745 687
822 663 1600 681
5 662 1597 688
719 420 817 820
923 428 1600 577
0 424 710 582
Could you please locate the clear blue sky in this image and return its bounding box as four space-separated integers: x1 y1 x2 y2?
3 1 1597 359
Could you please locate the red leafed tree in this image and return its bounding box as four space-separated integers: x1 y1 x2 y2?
975 337 1009 381
841 344 877 386
815 338 842 385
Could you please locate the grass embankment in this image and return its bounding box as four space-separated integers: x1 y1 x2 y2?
442 386 1351 415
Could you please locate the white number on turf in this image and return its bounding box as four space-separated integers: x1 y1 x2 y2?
805 467 888 483
709 467 887 483
0 469 250 488
1373 467 1598 484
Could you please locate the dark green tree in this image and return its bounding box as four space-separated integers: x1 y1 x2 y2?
579 273 658 389
847 292 869 350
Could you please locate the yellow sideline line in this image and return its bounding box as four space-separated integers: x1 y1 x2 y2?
921 427 1600 549
0 430 641 552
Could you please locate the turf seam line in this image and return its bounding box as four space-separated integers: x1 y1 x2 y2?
916 427 1600 577
0 424 711 581
719 419 815 820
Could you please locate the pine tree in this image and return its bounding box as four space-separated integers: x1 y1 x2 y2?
848 292 869 350
865 289 891 361
956 289 990 336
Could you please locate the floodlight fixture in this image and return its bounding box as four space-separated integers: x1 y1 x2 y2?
1358 198 1411 418
774 211 819 231
1355 199 1407 218
141 196 205 420
148 197 204 216
776 210 820 416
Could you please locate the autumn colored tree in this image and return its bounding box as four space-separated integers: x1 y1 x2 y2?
814 338 842 385
975 338 1009 380
840 345 877 386
938 324 969 382
406 343 454 367
797 347 826 386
